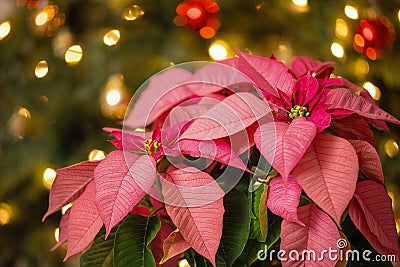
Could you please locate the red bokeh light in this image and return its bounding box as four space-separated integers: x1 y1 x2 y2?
174 0 220 39
353 16 395 59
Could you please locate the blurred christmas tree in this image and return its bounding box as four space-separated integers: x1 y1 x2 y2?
0 0 399 266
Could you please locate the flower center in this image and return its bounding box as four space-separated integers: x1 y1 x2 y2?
289 105 310 119
144 139 161 155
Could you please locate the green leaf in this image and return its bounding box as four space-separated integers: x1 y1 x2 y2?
237 239 264 265
113 214 161 267
80 226 116 267
194 254 227 267
259 185 268 241
249 184 267 242
238 213 281 265
217 191 250 267
265 212 281 250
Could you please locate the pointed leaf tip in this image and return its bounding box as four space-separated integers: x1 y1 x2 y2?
293 134 358 226
280 204 341 267
43 160 101 222
94 151 156 237
64 181 103 261
162 168 225 266
267 175 304 226
255 118 316 182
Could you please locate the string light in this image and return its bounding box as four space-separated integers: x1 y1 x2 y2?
292 0 308 8
123 5 144 21
0 203 13 226
0 21 11 40
362 82 381 100
43 168 57 190
208 40 230 60
88 149 106 160
54 228 60 242
330 42 345 58
344 5 358 20
384 139 399 158
65 45 83 65
61 203 72 214
178 259 190 267
103 29 120 46
335 19 348 39
34 60 49 78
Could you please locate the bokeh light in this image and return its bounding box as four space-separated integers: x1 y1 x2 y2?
123 5 144 21
18 107 31 119
61 203 72 214
88 149 106 161
331 42 345 58
0 21 11 40
344 5 358 20
335 19 348 38
54 228 59 242
362 81 381 100
34 60 49 78
64 45 83 65
43 168 57 190
384 139 399 158
106 89 121 106
0 203 13 226
208 40 229 60
103 29 120 46
178 259 190 267
292 0 308 8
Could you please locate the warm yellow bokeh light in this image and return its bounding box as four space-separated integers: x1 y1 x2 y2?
103 29 120 46
106 89 121 106
396 219 400 235
54 227 60 242
398 10 400 23
123 5 144 21
344 5 358 20
18 107 31 119
384 139 399 158
65 45 83 65
178 259 190 267
35 60 49 78
61 203 72 214
35 11 49 26
331 42 345 58
88 149 106 161
209 40 229 60
335 19 348 38
43 168 57 190
0 21 11 40
292 0 308 8
0 203 13 226
354 58 369 76
362 81 381 100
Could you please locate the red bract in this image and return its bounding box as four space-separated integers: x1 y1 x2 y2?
43 51 400 267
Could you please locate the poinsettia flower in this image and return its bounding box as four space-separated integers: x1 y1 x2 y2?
107 121 249 172
286 73 332 132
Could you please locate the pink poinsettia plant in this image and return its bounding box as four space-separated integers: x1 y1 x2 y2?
43 50 400 267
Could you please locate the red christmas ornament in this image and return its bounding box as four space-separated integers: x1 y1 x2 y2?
174 0 220 39
353 16 395 60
